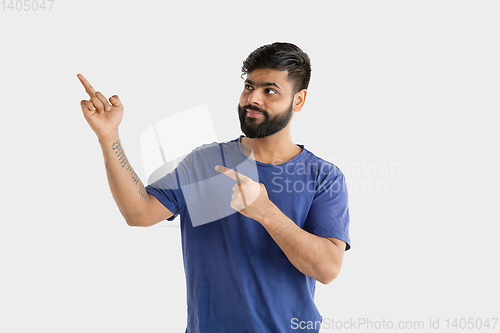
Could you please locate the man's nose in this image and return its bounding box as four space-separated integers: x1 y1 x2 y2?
247 90 263 106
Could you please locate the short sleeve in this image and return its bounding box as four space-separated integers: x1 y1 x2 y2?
145 152 194 222
303 168 351 251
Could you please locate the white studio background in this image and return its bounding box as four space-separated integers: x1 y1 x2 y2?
1 1 499 332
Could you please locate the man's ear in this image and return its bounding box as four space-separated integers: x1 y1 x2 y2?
293 89 307 112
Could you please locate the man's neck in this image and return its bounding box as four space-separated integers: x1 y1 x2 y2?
240 130 303 165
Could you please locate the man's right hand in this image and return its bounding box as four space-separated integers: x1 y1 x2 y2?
77 74 124 141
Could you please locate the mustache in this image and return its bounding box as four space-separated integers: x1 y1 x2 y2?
241 104 268 116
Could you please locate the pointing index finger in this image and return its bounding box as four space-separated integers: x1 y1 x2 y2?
77 74 97 97
216 165 248 207
215 165 240 182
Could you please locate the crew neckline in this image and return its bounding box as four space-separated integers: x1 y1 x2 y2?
236 135 306 167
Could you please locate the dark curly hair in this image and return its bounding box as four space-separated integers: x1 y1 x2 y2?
241 42 311 94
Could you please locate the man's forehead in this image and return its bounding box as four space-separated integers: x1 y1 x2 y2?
245 68 290 85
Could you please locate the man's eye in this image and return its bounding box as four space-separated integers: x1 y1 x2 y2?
245 85 253 90
266 88 277 95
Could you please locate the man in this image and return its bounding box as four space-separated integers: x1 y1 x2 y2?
78 42 350 333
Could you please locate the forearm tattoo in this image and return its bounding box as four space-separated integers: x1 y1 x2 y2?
111 140 148 201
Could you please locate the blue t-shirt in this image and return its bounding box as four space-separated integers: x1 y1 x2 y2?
146 135 350 333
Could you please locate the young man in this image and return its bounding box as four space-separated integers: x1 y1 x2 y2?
78 42 350 333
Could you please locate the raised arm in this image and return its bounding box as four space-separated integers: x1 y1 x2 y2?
77 74 173 226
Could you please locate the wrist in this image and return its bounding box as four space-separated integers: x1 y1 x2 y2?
256 200 281 227
98 131 120 146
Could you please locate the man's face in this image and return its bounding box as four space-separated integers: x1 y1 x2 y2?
238 68 296 139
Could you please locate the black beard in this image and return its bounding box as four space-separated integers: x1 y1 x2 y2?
238 101 294 139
